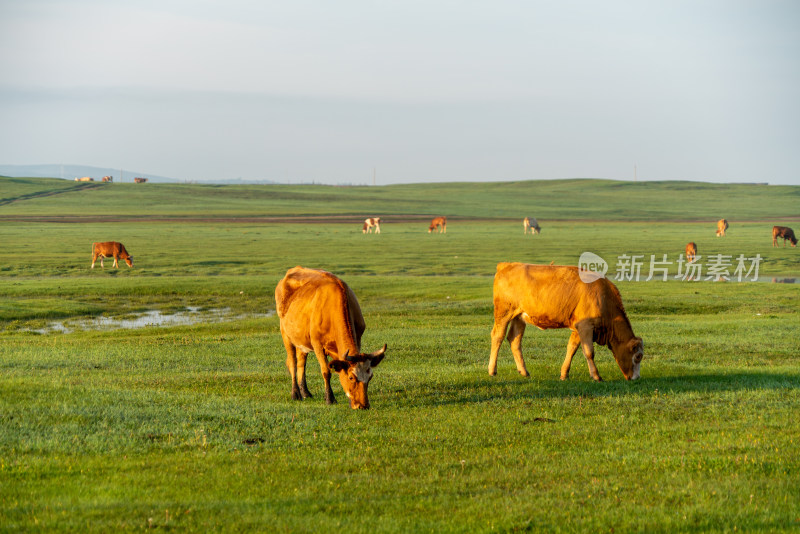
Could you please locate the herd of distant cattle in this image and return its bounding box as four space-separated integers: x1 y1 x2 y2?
91 217 796 409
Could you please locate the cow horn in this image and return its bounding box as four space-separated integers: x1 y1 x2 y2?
371 344 387 357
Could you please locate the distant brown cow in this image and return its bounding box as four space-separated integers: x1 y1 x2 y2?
772 226 797 247
523 217 540 235
91 242 134 269
134 177 147 184
428 216 446 233
716 219 728 237
685 242 697 263
362 217 381 234
102 176 113 182
275 266 387 409
488 263 643 381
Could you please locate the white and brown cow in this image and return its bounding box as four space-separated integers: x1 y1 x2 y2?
275 266 387 409
91 242 134 269
716 219 728 237
362 217 381 234
488 262 643 381
523 217 540 235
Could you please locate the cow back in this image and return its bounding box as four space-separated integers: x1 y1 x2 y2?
494 263 630 335
275 266 363 350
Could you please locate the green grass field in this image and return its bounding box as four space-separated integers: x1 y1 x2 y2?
1 177 799 532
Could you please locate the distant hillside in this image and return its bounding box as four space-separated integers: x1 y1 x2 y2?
1 176 798 222
0 164 178 183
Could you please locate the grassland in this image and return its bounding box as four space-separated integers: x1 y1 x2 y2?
1 177 799 532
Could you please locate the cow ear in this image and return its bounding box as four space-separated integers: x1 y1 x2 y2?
370 345 387 368
329 360 350 373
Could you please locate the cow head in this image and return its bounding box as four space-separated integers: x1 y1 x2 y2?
613 337 643 380
329 345 387 409
124 256 134 267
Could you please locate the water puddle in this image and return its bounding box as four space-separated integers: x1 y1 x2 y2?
756 276 799 284
30 307 274 334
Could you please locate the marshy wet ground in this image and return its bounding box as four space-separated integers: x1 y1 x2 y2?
29 307 274 334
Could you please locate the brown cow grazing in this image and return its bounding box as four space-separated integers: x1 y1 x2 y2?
275 266 387 409
363 217 381 234
134 177 147 184
488 263 643 381
685 242 697 263
715 219 728 237
102 175 113 182
772 226 798 247
428 216 447 233
91 242 134 268
523 217 541 235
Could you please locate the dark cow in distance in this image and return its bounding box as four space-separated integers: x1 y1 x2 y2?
523 217 540 235
91 242 134 268
275 266 387 409
488 263 643 381
773 226 797 247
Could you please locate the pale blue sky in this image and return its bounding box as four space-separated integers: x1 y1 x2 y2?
1 1 798 184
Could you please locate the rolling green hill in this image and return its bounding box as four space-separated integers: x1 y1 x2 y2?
2 176 798 221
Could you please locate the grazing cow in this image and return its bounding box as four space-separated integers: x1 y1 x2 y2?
523 217 541 235
275 266 387 409
488 262 643 381
363 217 381 234
74 177 94 182
134 177 147 184
716 219 728 237
102 176 113 182
686 242 697 263
91 242 134 268
428 216 447 233
772 226 798 247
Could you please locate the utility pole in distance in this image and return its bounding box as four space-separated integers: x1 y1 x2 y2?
373 167 376 186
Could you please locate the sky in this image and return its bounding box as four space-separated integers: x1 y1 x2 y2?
1 0 799 185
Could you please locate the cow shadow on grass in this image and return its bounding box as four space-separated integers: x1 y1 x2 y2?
391 369 800 409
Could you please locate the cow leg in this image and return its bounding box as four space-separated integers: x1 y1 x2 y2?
506 316 529 377
488 310 514 376
560 331 582 380
91 254 97 269
282 340 302 401
578 327 603 382
100 256 105 269
113 255 119 268
313 343 336 405
296 350 313 399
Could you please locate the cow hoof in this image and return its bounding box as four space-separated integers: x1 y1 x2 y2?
291 391 302 401
518 370 530 378
560 375 569 381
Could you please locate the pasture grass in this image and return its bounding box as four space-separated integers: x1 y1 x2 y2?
1 177 799 532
